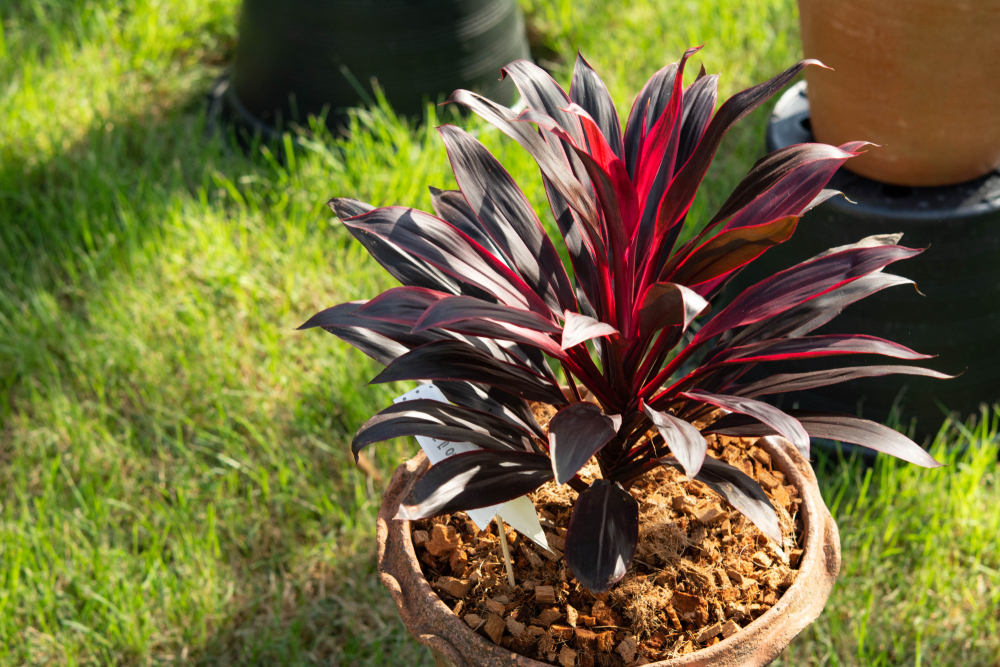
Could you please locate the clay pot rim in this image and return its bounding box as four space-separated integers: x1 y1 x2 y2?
377 435 840 667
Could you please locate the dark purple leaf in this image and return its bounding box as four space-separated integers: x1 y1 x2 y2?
564 479 639 593
395 450 553 520
299 301 448 360
711 142 867 231
341 206 551 316
634 47 701 230
733 365 953 398
352 399 535 459
446 90 603 255
637 282 709 341
428 187 509 265
502 59 584 146
371 340 567 405
661 454 781 543
664 215 799 287
436 381 543 437
561 310 619 350
354 286 451 326
653 59 825 242
725 270 914 348
704 411 943 468
571 52 624 159
641 401 708 478
695 244 923 343
548 402 622 484
710 334 932 366
675 73 719 169
437 125 577 313
623 62 678 178
330 198 475 298
680 389 810 457
414 296 562 335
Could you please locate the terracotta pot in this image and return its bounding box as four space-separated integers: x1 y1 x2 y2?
798 0 1000 186
377 436 840 666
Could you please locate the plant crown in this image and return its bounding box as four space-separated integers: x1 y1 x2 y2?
302 50 945 592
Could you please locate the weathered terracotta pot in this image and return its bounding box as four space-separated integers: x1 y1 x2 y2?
377 436 840 666
799 0 1000 186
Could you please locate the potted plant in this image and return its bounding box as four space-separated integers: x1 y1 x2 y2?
722 0 1000 437
228 0 531 134
797 0 1000 187
300 50 946 665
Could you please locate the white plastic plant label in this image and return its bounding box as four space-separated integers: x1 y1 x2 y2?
394 384 551 552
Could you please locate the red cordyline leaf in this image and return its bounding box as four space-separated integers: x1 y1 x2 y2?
303 49 949 594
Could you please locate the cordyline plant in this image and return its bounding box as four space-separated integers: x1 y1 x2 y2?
301 48 948 593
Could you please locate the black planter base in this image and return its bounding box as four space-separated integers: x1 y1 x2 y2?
729 82 1000 442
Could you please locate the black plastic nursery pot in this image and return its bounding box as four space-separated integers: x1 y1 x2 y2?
725 82 1000 442
228 0 530 134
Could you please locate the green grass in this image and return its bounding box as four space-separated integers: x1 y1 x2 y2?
0 0 997 665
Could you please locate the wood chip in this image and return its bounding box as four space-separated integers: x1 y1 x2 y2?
715 584 737 601
695 506 726 524
484 613 505 644
781 570 798 589
484 598 505 615
531 608 562 627
617 635 637 664
573 628 598 651
761 589 779 605
434 576 471 599
565 604 579 627
535 585 557 603
591 599 613 625
412 529 430 547
756 468 780 491
550 624 574 640
522 546 544 569
670 590 706 615
449 548 468 576
752 551 772 568
595 630 615 652
559 645 578 667
726 567 744 585
771 484 791 510
579 614 596 627
545 531 566 550
527 625 545 637
537 631 555 656
696 622 723 643
750 447 771 468
721 619 740 639
506 616 526 637
464 613 485 630
680 562 714 590
665 605 682 630
672 495 698 514
452 600 464 617
426 524 462 556
789 549 803 568
542 547 564 562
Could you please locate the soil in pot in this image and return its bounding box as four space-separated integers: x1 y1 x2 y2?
408 407 805 666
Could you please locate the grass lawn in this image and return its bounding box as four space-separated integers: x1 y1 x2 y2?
1 0 998 665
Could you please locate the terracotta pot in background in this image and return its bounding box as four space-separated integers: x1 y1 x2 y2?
377 436 840 667
799 0 1000 186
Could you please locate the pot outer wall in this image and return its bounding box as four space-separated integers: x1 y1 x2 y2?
798 0 1000 186
230 0 530 129
377 436 841 667
732 82 1000 443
